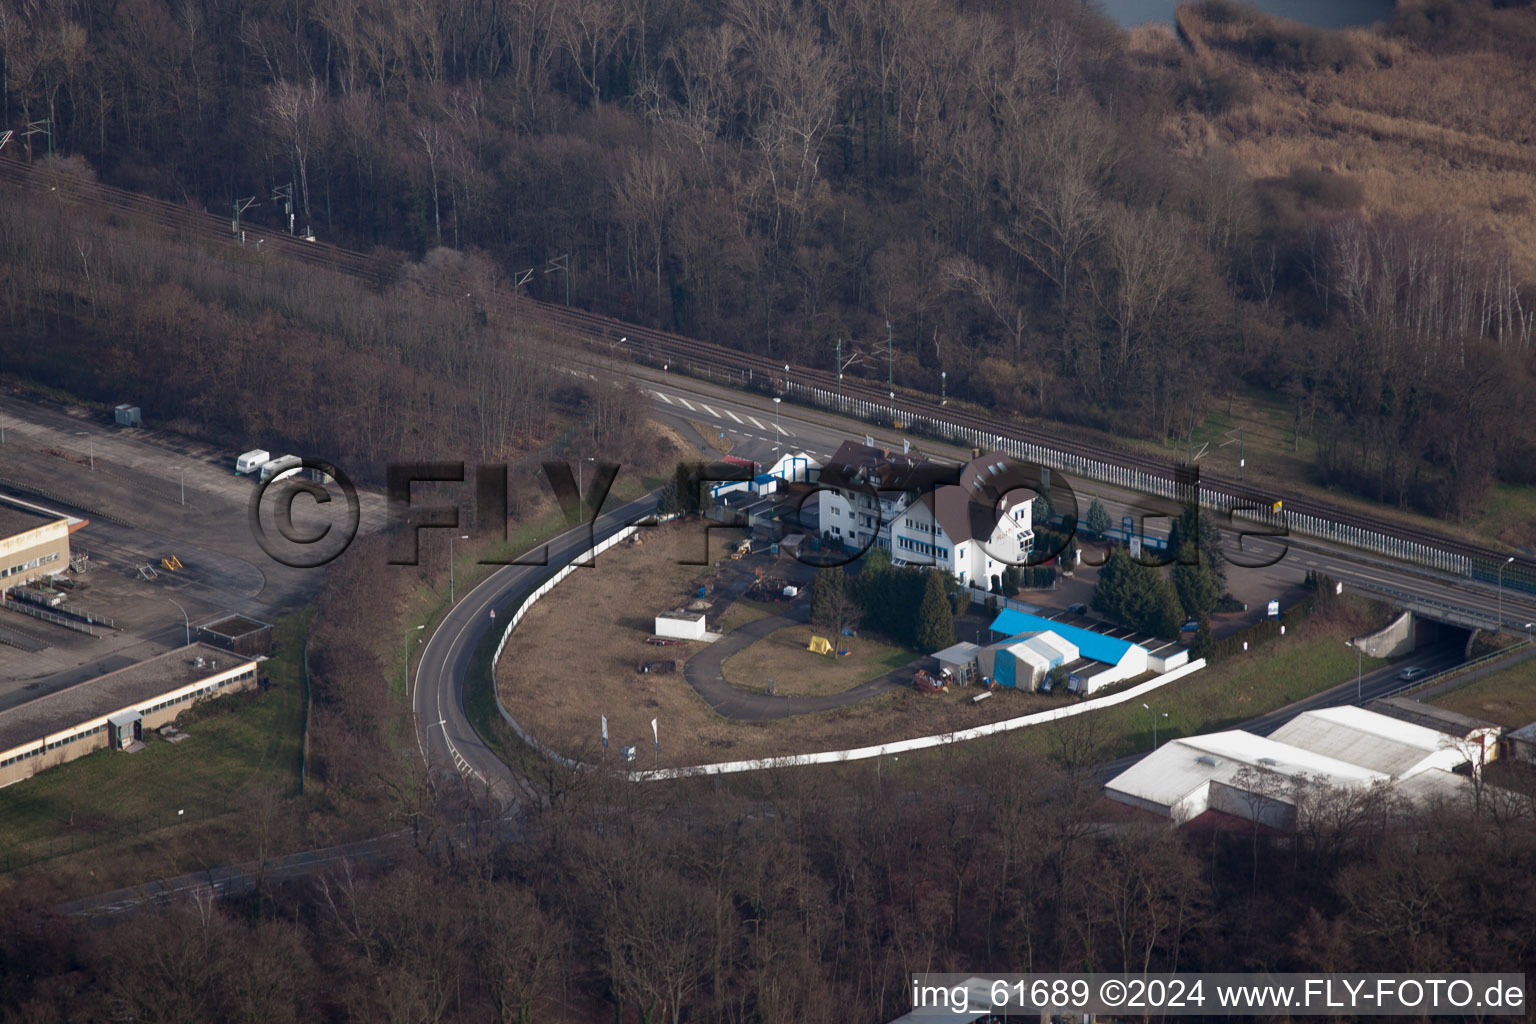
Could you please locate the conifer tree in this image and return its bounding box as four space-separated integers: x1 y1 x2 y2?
915 570 957 653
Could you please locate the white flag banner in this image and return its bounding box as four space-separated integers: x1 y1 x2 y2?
650 717 658 748
601 715 608 748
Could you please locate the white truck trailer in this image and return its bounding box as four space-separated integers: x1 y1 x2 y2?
236 449 271 475
259 455 303 483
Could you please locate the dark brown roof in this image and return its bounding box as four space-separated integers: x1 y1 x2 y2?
917 453 1035 543
820 440 928 493
0 498 63 541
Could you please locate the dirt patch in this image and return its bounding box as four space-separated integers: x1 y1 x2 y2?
687 419 734 455
495 520 1066 767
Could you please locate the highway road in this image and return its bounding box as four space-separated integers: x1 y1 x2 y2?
409 489 661 812
589 358 1536 636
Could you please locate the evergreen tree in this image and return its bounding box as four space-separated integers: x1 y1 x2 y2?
661 461 707 516
1191 612 1215 661
1093 547 1133 621
1086 498 1112 538
863 545 892 574
1032 492 1053 526
915 570 957 653
946 573 971 616
1171 542 1219 620
1148 578 1185 639
1097 546 1183 637
1168 503 1227 590
1001 566 1021 597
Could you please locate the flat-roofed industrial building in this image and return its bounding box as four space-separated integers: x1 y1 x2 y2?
0 643 260 788
0 495 76 586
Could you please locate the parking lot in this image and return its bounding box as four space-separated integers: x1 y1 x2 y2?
0 390 386 708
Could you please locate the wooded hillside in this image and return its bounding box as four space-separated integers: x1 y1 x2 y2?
1 0 1532 516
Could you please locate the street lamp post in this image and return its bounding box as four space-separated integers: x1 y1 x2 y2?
940 370 947 406
405 624 425 699
1496 555 1514 633
167 598 190 647
576 456 596 520
448 534 469 603
1141 702 1168 748
773 397 781 455
1345 639 1361 703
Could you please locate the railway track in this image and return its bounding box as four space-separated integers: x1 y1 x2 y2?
3 153 1531 593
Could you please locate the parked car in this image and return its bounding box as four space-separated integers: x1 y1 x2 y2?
1181 619 1199 633
1397 666 1428 682
1066 603 1088 615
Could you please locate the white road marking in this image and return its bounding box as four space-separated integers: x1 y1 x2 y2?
653 391 675 405
774 422 789 435
725 408 744 424
699 403 721 418
747 416 767 430
676 398 696 411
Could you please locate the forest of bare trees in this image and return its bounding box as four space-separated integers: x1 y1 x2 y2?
2 0 1532 516
0 158 667 477
4 748 1535 1023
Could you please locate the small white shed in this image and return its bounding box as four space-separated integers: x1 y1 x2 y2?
654 611 706 641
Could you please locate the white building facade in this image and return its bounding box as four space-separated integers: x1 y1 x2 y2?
816 443 1034 586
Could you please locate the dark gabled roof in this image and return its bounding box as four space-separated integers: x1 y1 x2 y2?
819 440 928 493
919 485 1003 544
917 452 1034 543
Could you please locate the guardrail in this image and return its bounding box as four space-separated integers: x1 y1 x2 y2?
488 524 646 770
1389 638 1535 701
1346 578 1508 632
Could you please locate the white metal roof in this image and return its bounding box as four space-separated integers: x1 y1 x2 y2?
1107 731 1388 810
1025 631 1078 663
655 611 704 623
933 641 980 665
1394 768 1473 807
1269 705 1463 779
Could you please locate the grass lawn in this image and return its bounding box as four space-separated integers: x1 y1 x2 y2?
715 598 777 634
722 626 913 697
1430 655 1536 729
727 608 1391 790
1066 615 1388 758
0 608 312 882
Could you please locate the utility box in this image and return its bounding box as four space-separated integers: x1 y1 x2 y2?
114 404 142 427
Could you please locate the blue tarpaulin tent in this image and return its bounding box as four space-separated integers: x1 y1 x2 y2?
988 609 1139 666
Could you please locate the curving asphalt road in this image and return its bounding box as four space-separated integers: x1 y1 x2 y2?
410 492 661 812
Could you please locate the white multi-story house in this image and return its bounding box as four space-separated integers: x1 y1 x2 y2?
816 441 1033 587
